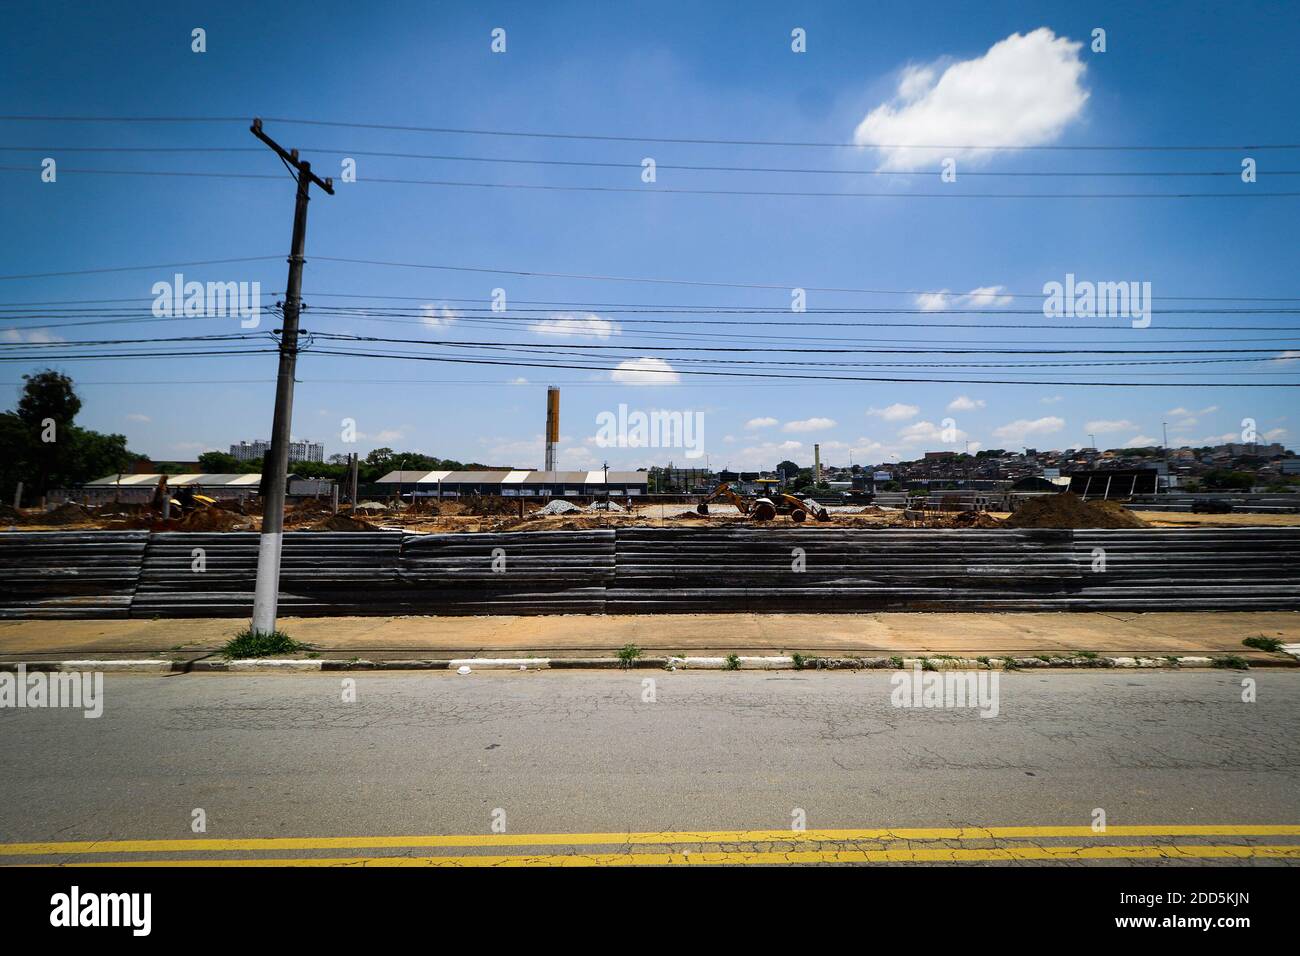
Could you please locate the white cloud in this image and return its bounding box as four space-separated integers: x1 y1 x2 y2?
992 416 1065 441
1272 351 1300 363
745 416 779 429
783 417 837 433
854 28 1089 171
610 357 680 385
1040 395 1064 404
947 395 985 411
915 290 951 312
868 402 920 422
1264 427 1288 440
508 377 529 385
1085 419 1137 434
531 313 620 339
898 420 967 445
1124 435 1158 447
962 285 1015 308
2 328 64 343
420 302 458 328
125 413 151 423
913 286 1014 311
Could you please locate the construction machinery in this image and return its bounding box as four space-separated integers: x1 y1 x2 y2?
696 483 828 522
773 493 830 523
696 482 777 521
151 476 217 515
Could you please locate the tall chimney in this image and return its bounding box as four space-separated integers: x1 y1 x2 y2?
544 386 560 472
814 443 821 485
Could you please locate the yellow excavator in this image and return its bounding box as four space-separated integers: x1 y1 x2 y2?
697 482 776 521
697 483 829 523
151 476 217 514
773 493 831 523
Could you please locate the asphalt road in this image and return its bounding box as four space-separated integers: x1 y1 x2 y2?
1 670 1298 865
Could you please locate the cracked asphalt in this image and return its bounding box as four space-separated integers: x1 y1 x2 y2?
1 670 1298 865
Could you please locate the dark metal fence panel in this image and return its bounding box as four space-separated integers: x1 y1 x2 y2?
0 531 149 618
0 527 1296 618
131 531 403 617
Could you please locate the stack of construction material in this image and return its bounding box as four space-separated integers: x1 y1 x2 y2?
1072 527 1300 609
0 531 148 618
607 527 1082 612
131 531 402 617
396 530 615 614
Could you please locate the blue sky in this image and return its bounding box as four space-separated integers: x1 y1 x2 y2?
2 1 1297 472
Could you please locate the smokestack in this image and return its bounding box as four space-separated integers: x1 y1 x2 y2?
814 443 821 485
544 386 560 472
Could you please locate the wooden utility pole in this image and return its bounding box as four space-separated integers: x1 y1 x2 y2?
249 118 334 635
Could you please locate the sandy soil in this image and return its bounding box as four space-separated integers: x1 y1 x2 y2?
6 500 1299 532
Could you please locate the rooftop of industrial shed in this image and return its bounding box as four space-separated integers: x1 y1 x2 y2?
86 473 269 487
376 469 648 484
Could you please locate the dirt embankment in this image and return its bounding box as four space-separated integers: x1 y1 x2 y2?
1002 492 1148 529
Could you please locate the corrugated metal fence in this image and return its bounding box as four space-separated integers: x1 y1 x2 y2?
1 527 1296 618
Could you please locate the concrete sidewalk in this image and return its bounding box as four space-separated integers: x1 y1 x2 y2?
0 611 1295 663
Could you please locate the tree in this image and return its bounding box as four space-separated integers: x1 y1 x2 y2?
198 451 241 472
16 370 81 498
1 370 142 504
16 369 80 428
776 459 801 481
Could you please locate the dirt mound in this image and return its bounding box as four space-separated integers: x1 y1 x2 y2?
1003 492 1148 529
461 495 517 516
951 510 1004 528
285 499 334 526
42 503 93 525
310 514 376 531
179 507 250 531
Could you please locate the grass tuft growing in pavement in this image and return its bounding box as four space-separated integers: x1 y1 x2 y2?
723 653 741 671
791 652 806 670
1212 655 1250 670
221 628 310 659
1242 636 1284 652
616 643 642 667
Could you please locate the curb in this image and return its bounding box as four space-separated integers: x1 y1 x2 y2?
1 654 1291 674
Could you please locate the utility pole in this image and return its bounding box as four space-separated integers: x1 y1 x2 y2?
249 118 334 635
1162 421 1170 495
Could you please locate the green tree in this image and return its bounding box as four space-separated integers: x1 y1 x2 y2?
2 370 141 504
198 451 241 472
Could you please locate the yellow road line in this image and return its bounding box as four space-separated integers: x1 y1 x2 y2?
19 845 1300 867
1 825 1298 857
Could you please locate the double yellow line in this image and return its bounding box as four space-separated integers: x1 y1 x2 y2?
5 825 1299 867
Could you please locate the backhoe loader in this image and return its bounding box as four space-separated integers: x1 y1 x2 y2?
696 482 777 521
773 493 831 522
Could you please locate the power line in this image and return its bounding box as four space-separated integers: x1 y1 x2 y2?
306 331 1300 356
0 256 281 282
302 346 1300 387
2 145 1293 178
5 165 1293 199
3 115 1297 152
306 256 1300 302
